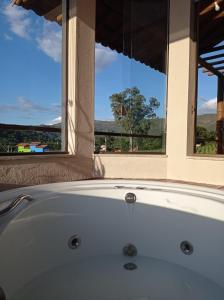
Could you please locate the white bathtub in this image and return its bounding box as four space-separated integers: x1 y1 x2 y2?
0 180 224 299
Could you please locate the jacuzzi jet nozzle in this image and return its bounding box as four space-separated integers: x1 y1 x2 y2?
180 241 194 255
68 234 81 249
123 243 137 257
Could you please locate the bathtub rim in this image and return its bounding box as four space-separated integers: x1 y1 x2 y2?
1 179 224 206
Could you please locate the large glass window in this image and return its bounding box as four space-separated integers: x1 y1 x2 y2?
94 0 169 154
0 0 64 154
195 0 224 155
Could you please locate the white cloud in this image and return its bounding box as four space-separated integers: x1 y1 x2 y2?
198 97 217 115
18 97 49 112
0 97 48 113
3 4 31 39
48 116 62 125
3 4 62 63
95 44 117 72
4 33 13 41
36 22 62 63
0 97 61 115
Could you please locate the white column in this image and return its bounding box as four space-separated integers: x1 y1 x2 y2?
67 0 96 157
166 0 196 179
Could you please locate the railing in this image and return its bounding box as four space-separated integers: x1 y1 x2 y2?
95 131 163 139
0 123 60 133
195 137 217 143
0 123 164 155
0 123 62 155
94 131 164 154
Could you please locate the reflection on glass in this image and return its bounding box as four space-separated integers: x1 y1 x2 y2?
95 0 168 153
0 1 63 153
195 1 224 155
195 68 217 155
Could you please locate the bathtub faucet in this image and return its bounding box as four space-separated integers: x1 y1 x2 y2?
0 194 33 217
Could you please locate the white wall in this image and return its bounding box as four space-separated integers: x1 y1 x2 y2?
93 0 224 186
1 0 224 187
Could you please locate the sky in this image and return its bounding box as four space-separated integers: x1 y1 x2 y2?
0 1 62 126
0 1 218 127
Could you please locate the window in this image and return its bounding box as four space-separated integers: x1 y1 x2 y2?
0 0 65 154
94 0 169 154
195 0 224 155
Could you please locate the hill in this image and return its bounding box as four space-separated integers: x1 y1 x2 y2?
51 114 216 134
95 114 216 134
94 118 165 135
197 114 216 131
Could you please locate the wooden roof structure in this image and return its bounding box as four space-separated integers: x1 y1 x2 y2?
197 0 224 78
13 0 62 24
13 0 224 75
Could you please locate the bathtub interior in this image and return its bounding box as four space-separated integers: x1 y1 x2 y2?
0 180 223 300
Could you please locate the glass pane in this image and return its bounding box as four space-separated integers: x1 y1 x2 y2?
195 1 224 155
0 1 63 153
94 0 168 153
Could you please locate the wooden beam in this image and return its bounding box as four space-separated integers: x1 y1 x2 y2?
212 66 224 71
57 14 62 23
199 61 224 69
44 5 62 23
204 52 224 61
198 57 224 77
200 69 224 76
217 102 224 120
199 0 222 16
13 0 22 5
202 67 209 73
210 59 224 66
202 45 224 54
201 68 224 76
214 10 224 19
13 0 38 7
217 77 224 154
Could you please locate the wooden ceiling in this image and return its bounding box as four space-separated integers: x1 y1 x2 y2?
95 0 168 74
13 0 224 75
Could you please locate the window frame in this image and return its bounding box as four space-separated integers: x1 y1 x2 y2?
0 0 69 157
190 0 224 158
94 0 170 156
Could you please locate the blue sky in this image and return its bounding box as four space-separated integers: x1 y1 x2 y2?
0 1 62 125
0 1 218 126
95 44 167 120
197 62 218 115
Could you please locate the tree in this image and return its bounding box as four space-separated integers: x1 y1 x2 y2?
196 126 216 143
110 87 160 151
196 126 209 140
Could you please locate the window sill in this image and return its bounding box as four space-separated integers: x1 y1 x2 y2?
94 153 167 158
0 152 75 161
187 154 224 161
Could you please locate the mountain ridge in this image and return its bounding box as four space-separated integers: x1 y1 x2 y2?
52 114 216 133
